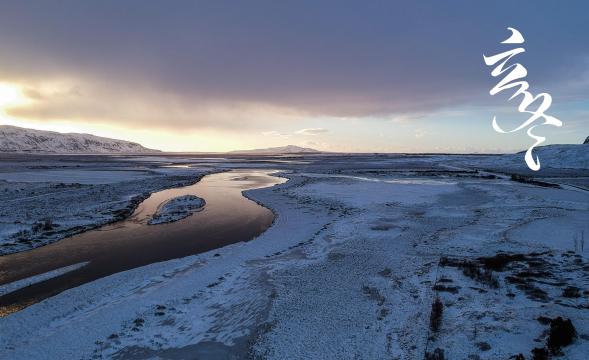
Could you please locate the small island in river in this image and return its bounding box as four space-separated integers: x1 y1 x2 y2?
148 195 206 225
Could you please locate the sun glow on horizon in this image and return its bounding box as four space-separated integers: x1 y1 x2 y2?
0 80 307 152
0 82 94 135
0 83 28 108
0 114 251 153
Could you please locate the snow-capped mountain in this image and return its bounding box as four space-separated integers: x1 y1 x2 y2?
229 145 320 154
0 125 159 154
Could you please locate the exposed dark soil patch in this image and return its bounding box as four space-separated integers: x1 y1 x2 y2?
429 297 444 333
547 317 577 354
510 174 560 189
440 251 587 304
439 257 499 288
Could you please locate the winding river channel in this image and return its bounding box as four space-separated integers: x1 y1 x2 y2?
0 170 286 315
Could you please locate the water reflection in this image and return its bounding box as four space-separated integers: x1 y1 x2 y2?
0 170 286 315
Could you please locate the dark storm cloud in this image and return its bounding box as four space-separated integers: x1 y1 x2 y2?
0 0 587 123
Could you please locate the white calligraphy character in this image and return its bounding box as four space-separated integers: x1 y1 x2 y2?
483 27 562 171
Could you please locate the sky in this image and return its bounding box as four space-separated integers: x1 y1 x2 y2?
0 1 587 153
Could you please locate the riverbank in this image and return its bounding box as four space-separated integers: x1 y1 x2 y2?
0 170 283 315
0 157 213 255
1 159 587 359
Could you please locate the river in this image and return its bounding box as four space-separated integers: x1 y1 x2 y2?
0 170 286 315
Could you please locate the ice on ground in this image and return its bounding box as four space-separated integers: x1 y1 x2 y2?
1 153 588 359
148 195 205 225
295 174 457 207
0 262 89 296
0 173 332 359
0 169 156 184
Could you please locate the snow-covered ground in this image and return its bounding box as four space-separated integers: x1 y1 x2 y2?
0 156 210 255
0 152 588 359
493 144 589 170
148 195 206 225
0 262 89 297
450 143 589 181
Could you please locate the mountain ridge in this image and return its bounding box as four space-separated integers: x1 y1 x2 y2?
228 145 321 154
0 125 159 154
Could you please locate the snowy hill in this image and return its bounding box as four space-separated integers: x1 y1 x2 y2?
229 145 320 155
0 125 159 154
508 143 589 169
472 143 589 170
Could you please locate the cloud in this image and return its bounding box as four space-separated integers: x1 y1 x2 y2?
262 128 327 137
0 0 587 156
295 128 328 136
261 130 290 138
0 1 587 127
261 131 281 136
4 78 306 131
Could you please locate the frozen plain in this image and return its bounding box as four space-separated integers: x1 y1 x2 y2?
0 149 588 359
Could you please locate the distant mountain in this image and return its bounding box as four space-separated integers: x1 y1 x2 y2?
584 136 589 145
0 125 160 154
229 145 320 155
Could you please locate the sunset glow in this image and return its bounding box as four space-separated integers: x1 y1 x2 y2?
0 83 26 108
0 2 587 153
1 3 588 358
